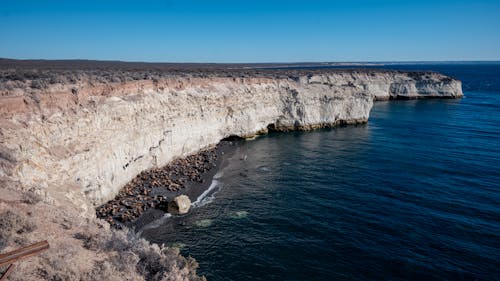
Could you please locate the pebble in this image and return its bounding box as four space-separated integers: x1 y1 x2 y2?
96 146 219 227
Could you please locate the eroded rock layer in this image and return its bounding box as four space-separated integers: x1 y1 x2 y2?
0 71 462 213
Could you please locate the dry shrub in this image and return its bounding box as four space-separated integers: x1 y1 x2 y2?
0 209 36 250
101 230 205 281
72 226 205 281
80 260 123 281
34 241 82 281
21 191 42 205
0 208 204 280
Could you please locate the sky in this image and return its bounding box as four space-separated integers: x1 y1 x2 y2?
0 0 499 62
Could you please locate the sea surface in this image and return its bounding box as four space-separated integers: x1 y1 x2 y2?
142 64 500 281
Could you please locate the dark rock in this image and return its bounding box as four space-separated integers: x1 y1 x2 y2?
96 145 219 227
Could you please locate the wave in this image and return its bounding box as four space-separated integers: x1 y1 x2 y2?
192 172 224 208
137 171 224 233
213 171 224 179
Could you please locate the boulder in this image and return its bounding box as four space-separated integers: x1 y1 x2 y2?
167 195 191 215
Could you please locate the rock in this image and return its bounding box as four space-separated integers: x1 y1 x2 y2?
1 71 462 215
167 195 191 215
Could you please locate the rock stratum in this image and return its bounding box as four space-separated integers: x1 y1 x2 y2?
0 61 462 281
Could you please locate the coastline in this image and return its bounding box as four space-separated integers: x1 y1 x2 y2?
0 62 463 280
97 140 240 230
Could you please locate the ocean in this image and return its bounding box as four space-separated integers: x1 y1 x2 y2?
142 64 500 281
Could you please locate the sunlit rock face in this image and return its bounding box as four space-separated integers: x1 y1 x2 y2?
0 71 462 213
168 195 192 215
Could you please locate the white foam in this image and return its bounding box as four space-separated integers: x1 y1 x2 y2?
168 242 186 250
137 213 172 235
229 210 249 219
194 219 213 227
192 179 223 208
213 171 224 179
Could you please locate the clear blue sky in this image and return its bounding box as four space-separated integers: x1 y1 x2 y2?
0 0 499 62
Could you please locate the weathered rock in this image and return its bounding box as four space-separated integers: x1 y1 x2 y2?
0 71 462 215
167 195 191 215
0 65 464 281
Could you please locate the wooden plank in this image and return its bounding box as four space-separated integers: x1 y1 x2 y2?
0 264 15 281
0 241 49 268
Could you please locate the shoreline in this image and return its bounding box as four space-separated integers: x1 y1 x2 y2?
97 140 240 229
0 62 463 280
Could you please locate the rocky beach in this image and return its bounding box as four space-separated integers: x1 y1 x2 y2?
95 141 242 229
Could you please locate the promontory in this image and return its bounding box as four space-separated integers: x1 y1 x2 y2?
0 59 462 281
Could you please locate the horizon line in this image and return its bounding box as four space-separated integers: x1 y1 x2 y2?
1 57 500 65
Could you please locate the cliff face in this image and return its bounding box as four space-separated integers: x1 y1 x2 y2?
0 71 462 212
0 68 462 281
304 71 463 100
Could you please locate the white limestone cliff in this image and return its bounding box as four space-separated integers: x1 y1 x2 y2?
0 71 462 213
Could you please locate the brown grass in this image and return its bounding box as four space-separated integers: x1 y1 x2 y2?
0 193 205 281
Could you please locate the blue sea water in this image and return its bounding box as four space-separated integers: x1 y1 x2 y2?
142 64 500 281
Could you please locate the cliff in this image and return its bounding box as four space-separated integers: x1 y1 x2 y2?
0 65 462 280
0 70 462 210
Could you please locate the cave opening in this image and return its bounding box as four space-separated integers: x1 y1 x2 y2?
221 135 245 141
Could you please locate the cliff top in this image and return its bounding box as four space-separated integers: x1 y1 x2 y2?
0 58 454 92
